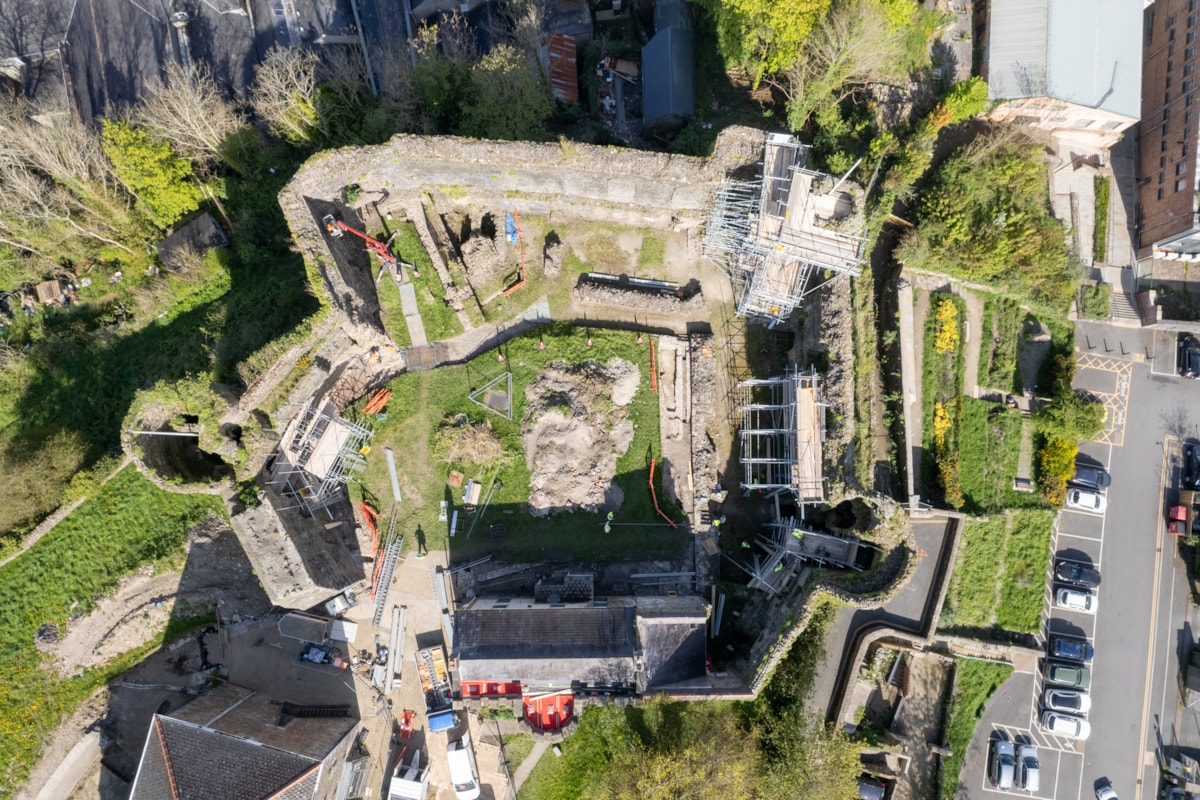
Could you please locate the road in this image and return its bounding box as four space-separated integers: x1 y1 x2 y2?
960 321 1197 800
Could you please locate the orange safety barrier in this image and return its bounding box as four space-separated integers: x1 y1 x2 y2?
648 337 658 394
364 388 392 415
648 458 677 528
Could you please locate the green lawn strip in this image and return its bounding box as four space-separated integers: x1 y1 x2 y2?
920 292 966 499
996 510 1054 633
957 398 1024 515
1093 176 1110 264
503 733 535 773
1079 283 1112 320
388 222 461 341
977 295 1022 392
941 659 1013 800
518 705 634 800
940 517 1007 629
356 323 684 564
638 231 667 269
376 276 413 348
0 465 223 797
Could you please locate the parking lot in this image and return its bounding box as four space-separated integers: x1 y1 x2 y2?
959 320 1197 800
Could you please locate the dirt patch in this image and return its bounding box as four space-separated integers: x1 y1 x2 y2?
522 359 639 515
43 516 270 679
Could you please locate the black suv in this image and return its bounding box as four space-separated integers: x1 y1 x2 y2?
1180 334 1200 379
1069 463 1110 491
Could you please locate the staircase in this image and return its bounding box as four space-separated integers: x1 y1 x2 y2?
1109 288 1140 323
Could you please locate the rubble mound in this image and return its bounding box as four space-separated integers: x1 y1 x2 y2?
522 358 639 516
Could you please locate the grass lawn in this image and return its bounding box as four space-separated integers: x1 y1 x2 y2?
390 221 462 341
941 659 1013 800
977 295 1023 393
958 398 1036 514
941 510 1053 634
355 322 687 564
377 275 413 348
0 465 223 797
921 292 967 505
503 733 535 773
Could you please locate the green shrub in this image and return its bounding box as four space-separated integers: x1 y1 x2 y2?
1079 283 1112 319
1093 176 1110 263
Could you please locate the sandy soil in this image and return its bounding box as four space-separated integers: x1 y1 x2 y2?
522 359 640 515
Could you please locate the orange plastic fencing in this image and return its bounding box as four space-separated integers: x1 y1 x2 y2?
364 388 392 415
648 458 676 528
648 338 658 394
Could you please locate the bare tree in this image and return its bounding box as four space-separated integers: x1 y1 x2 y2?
250 45 321 144
439 12 478 65
498 0 553 57
773 0 907 130
132 62 246 167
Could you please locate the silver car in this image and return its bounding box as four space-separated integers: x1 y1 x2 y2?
990 739 1016 790
1017 743 1040 793
1043 688 1092 714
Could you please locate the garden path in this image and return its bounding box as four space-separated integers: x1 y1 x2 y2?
511 737 552 791
397 279 428 346
961 288 983 399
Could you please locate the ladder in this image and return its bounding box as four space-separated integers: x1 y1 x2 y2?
373 535 402 626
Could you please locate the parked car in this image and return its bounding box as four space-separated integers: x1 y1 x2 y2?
1044 660 1092 689
1057 587 1098 614
1070 464 1111 490
1066 488 1108 514
1180 333 1200 378
1048 635 1094 663
1096 780 1119 800
1017 743 1040 793
1186 441 1200 490
1054 560 1101 589
990 739 1016 790
1043 687 1092 714
1042 710 1091 740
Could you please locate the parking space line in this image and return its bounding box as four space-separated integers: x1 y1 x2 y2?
1056 530 1104 542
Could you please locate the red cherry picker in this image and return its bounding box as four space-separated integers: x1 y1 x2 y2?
322 215 420 278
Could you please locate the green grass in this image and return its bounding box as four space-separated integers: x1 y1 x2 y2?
357 323 686 564
1093 176 1110 264
503 733 535 774
376 274 413 348
921 292 967 504
941 510 1053 634
996 510 1055 632
518 705 640 800
638 232 667 269
1079 283 1112 320
0 465 223 797
958 398 1037 514
977 295 1023 392
390 221 462 341
941 659 1013 800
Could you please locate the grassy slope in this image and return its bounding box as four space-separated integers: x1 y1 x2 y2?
941 659 1013 800
940 511 1053 634
0 466 223 796
957 398 1030 514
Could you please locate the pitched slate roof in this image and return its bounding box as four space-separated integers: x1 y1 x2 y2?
130 716 322 800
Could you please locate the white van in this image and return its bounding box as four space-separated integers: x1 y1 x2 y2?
446 732 481 800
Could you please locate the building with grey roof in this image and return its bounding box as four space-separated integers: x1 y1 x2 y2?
983 0 1142 148
456 595 708 694
642 0 694 137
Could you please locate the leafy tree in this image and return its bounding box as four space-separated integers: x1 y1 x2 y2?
101 120 202 229
1034 390 1105 443
1037 437 1078 505
896 134 1080 309
696 0 832 80
756 708 862 800
460 44 553 141
937 76 989 125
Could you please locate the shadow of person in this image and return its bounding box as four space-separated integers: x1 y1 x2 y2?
415 525 428 558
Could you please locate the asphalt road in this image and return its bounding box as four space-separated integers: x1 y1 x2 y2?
960 321 1197 800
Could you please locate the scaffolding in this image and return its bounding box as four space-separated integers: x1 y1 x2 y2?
743 515 879 593
267 398 375 518
703 133 867 325
736 368 825 503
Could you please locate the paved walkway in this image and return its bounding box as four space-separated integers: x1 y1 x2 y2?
396 279 428 346
898 279 920 501
32 732 100 800
962 288 984 399
511 737 552 791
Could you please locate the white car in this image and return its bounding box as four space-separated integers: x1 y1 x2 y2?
1043 688 1092 714
1042 710 1091 740
1056 587 1098 614
1066 488 1107 514
1096 782 1119 800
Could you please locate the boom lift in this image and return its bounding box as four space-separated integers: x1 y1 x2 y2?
322 215 420 278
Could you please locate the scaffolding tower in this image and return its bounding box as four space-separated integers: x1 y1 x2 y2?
704 133 867 325
268 398 375 518
736 368 825 503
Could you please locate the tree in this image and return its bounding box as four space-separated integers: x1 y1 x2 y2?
756 709 862 800
776 0 907 129
1037 436 1078 504
697 0 832 81
460 45 553 141
100 120 202 229
131 62 247 169
250 45 321 145
1034 390 1106 443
